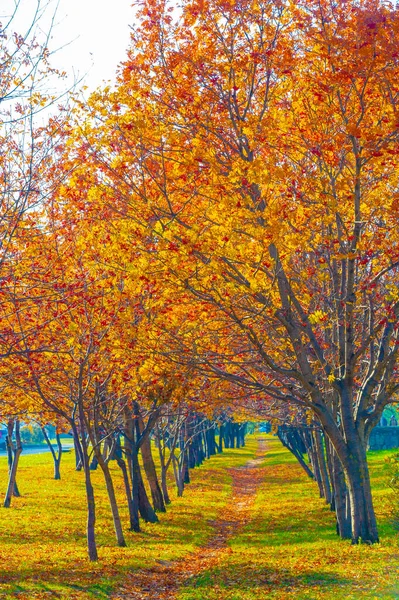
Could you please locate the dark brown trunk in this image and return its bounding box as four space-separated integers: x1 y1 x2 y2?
4 420 22 508
345 441 379 544
137 460 159 522
132 405 159 523
234 423 241 448
314 431 332 505
130 448 142 531
140 433 166 512
331 449 351 539
172 453 184 497
113 435 136 530
157 435 171 505
123 409 141 532
92 445 126 547
183 450 190 484
322 411 379 544
207 427 217 456
307 431 324 498
75 413 98 561
161 466 171 504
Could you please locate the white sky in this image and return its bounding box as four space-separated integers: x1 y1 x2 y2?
2 0 135 93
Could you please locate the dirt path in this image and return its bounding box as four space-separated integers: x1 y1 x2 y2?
112 438 267 600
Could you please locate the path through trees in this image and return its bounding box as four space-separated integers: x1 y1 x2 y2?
112 439 268 599
0 436 398 598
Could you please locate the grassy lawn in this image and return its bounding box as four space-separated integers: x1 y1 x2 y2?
177 437 399 600
0 435 398 599
0 437 257 599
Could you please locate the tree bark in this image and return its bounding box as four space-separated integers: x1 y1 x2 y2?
132 403 159 523
91 443 126 547
41 427 62 480
123 409 141 532
156 427 172 505
331 447 351 539
321 408 379 544
218 424 224 452
140 432 166 512
345 440 378 544
114 437 136 531
135 451 159 522
172 453 184 497
4 420 22 508
160 464 171 504
313 430 332 505
73 429 83 471
76 410 98 561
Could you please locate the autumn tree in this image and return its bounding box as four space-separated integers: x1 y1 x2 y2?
63 0 399 545
0 0 70 507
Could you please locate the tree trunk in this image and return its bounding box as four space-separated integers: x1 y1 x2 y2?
136 452 159 522
229 424 235 448
123 411 141 533
128 448 141 532
6 421 20 497
92 445 126 547
307 431 324 498
313 430 332 505
331 448 351 539
140 434 166 512
172 453 184 497
41 427 62 480
234 423 241 448
223 422 231 448
345 441 379 544
115 444 136 531
161 465 171 504
157 436 172 505
54 433 62 480
324 437 335 511
132 404 159 524
188 440 196 469
73 430 84 471
322 414 379 544
218 425 224 452
4 420 22 508
183 450 190 484
207 427 217 456
240 423 247 446
278 428 314 480
76 412 98 561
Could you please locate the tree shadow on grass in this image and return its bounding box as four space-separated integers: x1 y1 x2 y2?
238 507 336 547
0 569 116 599
180 562 352 599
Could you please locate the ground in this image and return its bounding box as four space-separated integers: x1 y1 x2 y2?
0 436 398 599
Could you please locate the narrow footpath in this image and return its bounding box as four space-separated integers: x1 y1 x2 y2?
112 439 268 600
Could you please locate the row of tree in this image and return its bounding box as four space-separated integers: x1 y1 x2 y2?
278 423 354 539
0 1 252 561
5 408 248 561
1 0 399 555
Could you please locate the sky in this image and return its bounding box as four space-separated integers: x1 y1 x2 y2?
2 0 135 93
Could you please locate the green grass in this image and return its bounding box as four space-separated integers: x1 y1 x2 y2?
1 436 398 599
177 437 399 600
0 437 257 599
